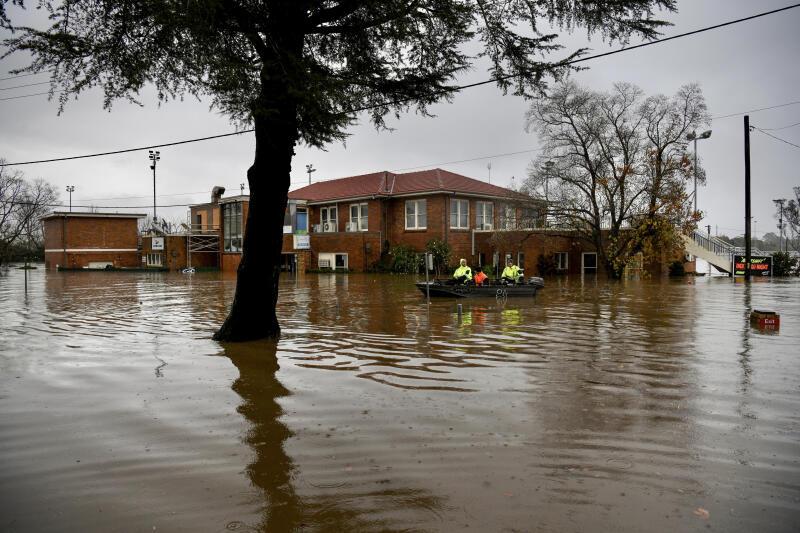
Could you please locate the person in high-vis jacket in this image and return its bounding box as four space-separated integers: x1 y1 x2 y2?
501 259 524 284
453 258 472 284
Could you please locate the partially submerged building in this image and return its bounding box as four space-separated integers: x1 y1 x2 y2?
42 212 146 270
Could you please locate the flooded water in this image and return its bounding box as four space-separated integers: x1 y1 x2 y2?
1 266 799 532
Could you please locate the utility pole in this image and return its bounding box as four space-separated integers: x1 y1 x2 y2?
744 116 751 281
240 183 245 195
65 185 75 212
773 198 786 252
148 150 160 220
306 164 316 185
705 224 711 237
487 161 492 184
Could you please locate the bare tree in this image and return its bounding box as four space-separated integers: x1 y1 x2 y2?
0 161 59 265
524 81 708 277
784 187 800 251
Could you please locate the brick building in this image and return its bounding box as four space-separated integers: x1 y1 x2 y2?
286 168 544 272
42 212 146 270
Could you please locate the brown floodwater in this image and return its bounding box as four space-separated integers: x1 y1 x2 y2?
1 266 798 532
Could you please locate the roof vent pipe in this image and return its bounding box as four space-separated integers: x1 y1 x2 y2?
211 186 226 204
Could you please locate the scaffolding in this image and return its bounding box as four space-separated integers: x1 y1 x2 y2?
186 223 220 269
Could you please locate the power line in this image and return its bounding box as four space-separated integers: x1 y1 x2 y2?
390 149 538 172
759 120 800 131
0 90 57 101
0 80 52 91
752 126 800 150
0 70 54 82
712 100 800 120
2 3 800 167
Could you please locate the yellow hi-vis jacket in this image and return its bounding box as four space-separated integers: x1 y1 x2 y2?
501 265 522 282
453 264 472 279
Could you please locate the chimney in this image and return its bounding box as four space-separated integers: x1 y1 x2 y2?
211 186 226 204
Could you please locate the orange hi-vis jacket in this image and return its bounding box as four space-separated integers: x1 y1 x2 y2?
474 271 488 285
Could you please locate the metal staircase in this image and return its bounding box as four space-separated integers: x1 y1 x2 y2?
682 230 767 274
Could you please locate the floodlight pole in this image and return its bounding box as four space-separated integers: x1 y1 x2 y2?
149 150 160 220
306 164 316 185
774 198 786 252
65 185 75 212
687 130 712 216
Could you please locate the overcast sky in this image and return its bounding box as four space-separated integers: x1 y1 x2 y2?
1 0 799 239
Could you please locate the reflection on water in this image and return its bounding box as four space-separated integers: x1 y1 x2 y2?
1 267 799 532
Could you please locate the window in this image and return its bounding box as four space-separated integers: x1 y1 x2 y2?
296 208 308 233
223 202 243 252
555 252 568 270
476 201 493 230
517 252 525 271
405 199 427 230
478 252 486 267
146 253 162 266
582 252 598 274
450 198 469 229
335 253 348 269
320 206 337 232
500 204 516 230
519 207 540 228
349 203 368 231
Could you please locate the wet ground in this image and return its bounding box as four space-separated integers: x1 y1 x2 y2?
1 267 798 532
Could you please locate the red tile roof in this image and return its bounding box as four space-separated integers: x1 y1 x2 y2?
289 168 518 203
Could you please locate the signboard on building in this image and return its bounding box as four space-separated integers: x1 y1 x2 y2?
733 255 771 276
152 237 165 251
293 235 310 250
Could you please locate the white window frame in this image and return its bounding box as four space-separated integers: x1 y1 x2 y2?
582 252 598 274
555 252 568 270
405 199 427 230
320 206 338 232
349 202 368 231
335 253 348 270
146 253 163 266
450 198 469 229
476 201 494 230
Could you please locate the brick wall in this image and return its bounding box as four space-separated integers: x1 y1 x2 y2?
43 215 141 270
474 230 602 276
309 232 382 271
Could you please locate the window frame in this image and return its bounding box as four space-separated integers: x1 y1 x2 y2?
555 251 569 270
405 199 427 230
500 204 517 230
320 205 338 232
222 202 243 253
476 201 494 230
450 198 469 229
349 202 368 231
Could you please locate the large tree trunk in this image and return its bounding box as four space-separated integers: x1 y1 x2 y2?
214 90 297 342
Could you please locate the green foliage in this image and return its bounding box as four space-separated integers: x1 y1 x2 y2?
425 239 451 276
390 245 422 274
537 254 557 276
668 260 685 277
482 264 495 278
772 252 798 277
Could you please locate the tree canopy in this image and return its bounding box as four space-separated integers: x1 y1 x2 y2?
524 80 709 277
